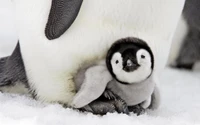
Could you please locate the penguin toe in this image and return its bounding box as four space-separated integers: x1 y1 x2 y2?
128 105 146 116
113 99 129 115
88 101 116 115
103 89 117 100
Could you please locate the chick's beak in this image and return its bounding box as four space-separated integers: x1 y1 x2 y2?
123 59 140 72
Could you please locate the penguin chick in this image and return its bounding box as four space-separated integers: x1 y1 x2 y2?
72 37 160 115
106 37 155 105
106 37 160 114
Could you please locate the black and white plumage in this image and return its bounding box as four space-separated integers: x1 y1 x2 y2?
0 0 184 115
72 37 160 115
106 37 154 84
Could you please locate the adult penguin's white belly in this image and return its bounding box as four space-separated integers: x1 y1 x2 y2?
14 0 185 104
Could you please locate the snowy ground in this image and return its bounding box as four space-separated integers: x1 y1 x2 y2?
1 1 200 125
0 68 199 125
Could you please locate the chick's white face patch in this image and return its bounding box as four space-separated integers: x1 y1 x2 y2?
111 50 152 84
136 49 151 68
111 52 123 71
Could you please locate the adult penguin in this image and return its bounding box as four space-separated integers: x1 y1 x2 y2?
170 0 200 70
0 0 185 113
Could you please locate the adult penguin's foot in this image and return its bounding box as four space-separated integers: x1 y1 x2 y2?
128 105 146 116
79 90 129 115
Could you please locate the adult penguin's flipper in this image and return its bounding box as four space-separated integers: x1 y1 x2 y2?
45 0 83 40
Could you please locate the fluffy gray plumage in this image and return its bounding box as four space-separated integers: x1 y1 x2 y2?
72 39 160 114
72 61 160 112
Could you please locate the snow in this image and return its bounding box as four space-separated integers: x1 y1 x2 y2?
0 68 199 125
1 1 200 125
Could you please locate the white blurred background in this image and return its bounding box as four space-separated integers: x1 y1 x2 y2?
0 0 17 57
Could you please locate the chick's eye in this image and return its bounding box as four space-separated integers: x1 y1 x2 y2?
115 60 119 64
141 55 145 59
